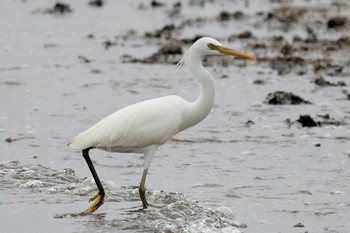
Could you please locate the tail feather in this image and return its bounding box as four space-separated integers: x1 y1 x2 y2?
67 133 91 151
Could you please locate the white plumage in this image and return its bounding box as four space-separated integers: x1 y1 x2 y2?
68 95 190 152
68 37 255 213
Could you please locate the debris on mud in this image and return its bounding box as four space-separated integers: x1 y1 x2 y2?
228 31 254 41
38 2 73 15
265 5 308 31
314 76 346 87
121 42 182 64
317 116 347 126
245 120 255 127
264 91 312 105
87 34 95 39
181 35 208 44
253 79 266 85
88 0 104 7
269 56 305 75
43 43 59 49
0 81 23 86
5 136 34 143
217 10 244 21
150 0 165 8
294 114 347 127
312 60 344 76
293 222 305 228
5 137 14 143
243 4 349 77
327 16 348 29
103 39 117 50
249 34 350 75
167 2 182 18
90 69 103 74
297 115 318 127
144 24 176 39
159 42 182 55
78 55 91 63
218 11 231 21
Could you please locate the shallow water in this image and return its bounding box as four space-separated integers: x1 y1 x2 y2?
1 0 350 232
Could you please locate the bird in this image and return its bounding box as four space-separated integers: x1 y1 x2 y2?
67 37 255 214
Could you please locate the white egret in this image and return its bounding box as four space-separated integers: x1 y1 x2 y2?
68 37 255 213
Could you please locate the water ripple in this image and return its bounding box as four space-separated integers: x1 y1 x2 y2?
0 160 246 232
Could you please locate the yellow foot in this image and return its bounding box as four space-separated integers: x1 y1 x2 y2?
86 192 105 214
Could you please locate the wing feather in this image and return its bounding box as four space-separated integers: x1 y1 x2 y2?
68 95 189 152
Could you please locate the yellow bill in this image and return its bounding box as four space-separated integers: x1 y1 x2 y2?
217 46 256 61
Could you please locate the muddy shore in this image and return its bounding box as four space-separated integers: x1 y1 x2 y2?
1 1 349 232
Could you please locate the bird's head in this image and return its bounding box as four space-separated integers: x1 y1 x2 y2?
190 37 256 61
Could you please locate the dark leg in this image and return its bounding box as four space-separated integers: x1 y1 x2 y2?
139 168 149 208
139 148 156 208
82 148 105 214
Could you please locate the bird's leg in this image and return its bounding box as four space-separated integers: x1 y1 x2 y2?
139 167 149 208
82 148 105 214
139 148 156 208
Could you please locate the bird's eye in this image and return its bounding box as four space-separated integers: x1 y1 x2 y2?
207 43 214 49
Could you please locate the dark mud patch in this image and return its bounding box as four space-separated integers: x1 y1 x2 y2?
250 34 349 76
144 24 176 40
327 16 348 29
287 114 347 127
102 39 118 50
78 55 92 63
5 136 35 143
181 35 209 44
88 0 104 8
150 0 165 8
297 115 318 127
0 81 25 86
228 31 255 41
35 2 73 15
314 76 346 87
252 79 266 85
293 222 305 228
121 41 182 64
269 56 306 75
313 59 346 76
265 5 309 31
217 10 245 21
75 0 349 80
243 3 350 77
264 91 312 105
158 42 182 55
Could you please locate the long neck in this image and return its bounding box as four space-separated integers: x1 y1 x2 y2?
181 52 215 130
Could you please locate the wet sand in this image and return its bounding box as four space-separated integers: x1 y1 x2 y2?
1 0 349 232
